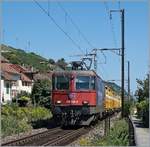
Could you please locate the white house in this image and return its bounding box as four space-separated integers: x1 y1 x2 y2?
1 66 20 103
10 64 33 94
1 60 33 103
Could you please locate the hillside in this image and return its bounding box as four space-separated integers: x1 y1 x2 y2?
1 44 57 72
1 44 127 96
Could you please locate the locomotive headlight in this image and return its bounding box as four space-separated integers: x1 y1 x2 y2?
69 93 76 99
82 100 89 105
56 100 61 104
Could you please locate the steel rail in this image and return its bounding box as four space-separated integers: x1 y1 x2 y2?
42 127 87 146
2 127 61 146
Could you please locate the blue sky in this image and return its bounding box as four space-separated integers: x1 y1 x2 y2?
2 1 149 94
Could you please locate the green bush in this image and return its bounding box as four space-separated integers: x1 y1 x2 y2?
124 101 132 117
89 119 129 146
30 107 52 122
31 79 51 109
1 116 32 137
136 100 149 127
12 91 31 107
1 105 52 137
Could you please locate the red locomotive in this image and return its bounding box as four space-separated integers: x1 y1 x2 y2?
51 69 105 126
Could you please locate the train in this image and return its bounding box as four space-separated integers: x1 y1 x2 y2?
51 69 121 126
104 85 121 113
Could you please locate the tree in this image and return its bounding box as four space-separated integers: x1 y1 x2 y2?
135 74 149 102
56 58 67 70
48 58 55 64
135 74 149 127
13 91 31 107
31 79 51 108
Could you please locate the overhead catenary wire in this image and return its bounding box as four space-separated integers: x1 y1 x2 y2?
57 1 107 74
103 2 120 56
34 0 107 79
118 1 121 10
104 2 117 47
47 0 50 15
57 2 94 50
33 0 84 54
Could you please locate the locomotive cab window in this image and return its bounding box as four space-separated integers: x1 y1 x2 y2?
91 77 95 89
53 76 69 90
76 76 95 90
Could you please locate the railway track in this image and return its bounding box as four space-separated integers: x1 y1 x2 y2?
42 127 88 146
2 112 120 146
2 127 89 146
1 127 61 146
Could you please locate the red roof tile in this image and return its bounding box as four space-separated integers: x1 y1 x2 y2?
10 64 27 72
1 63 32 82
1 63 19 74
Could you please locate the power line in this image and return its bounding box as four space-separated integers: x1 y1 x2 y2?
33 0 84 54
57 1 107 76
57 2 94 50
104 2 117 47
118 1 121 9
47 0 50 15
103 2 120 56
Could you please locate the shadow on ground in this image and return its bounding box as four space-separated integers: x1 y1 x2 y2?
31 117 60 129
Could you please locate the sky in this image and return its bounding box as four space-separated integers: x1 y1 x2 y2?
2 0 149 94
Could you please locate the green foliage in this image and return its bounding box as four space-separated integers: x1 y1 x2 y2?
135 74 149 127
31 79 51 108
1 116 32 137
1 44 54 72
56 58 67 70
20 96 30 101
136 100 149 127
89 119 129 146
30 107 52 122
135 74 149 102
48 58 55 64
1 104 52 137
124 101 132 116
79 138 91 146
13 91 31 107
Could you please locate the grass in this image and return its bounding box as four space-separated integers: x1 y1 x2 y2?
1 104 52 137
79 118 129 146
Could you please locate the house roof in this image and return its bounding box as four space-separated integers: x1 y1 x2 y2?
10 64 27 72
10 64 33 82
1 71 20 81
1 63 32 82
1 63 19 74
10 64 37 74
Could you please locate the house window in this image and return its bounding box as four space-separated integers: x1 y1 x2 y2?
22 82 30 86
12 81 17 86
2 93 4 102
6 83 9 94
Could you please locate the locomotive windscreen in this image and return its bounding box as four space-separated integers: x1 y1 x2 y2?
52 75 69 90
75 76 95 90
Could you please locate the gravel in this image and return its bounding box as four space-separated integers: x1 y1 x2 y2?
70 112 121 146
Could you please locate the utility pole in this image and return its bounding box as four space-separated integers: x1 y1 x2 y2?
128 61 130 101
28 41 30 52
121 9 125 118
110 9 125 118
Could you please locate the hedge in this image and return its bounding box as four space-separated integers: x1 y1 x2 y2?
1 104 52 137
